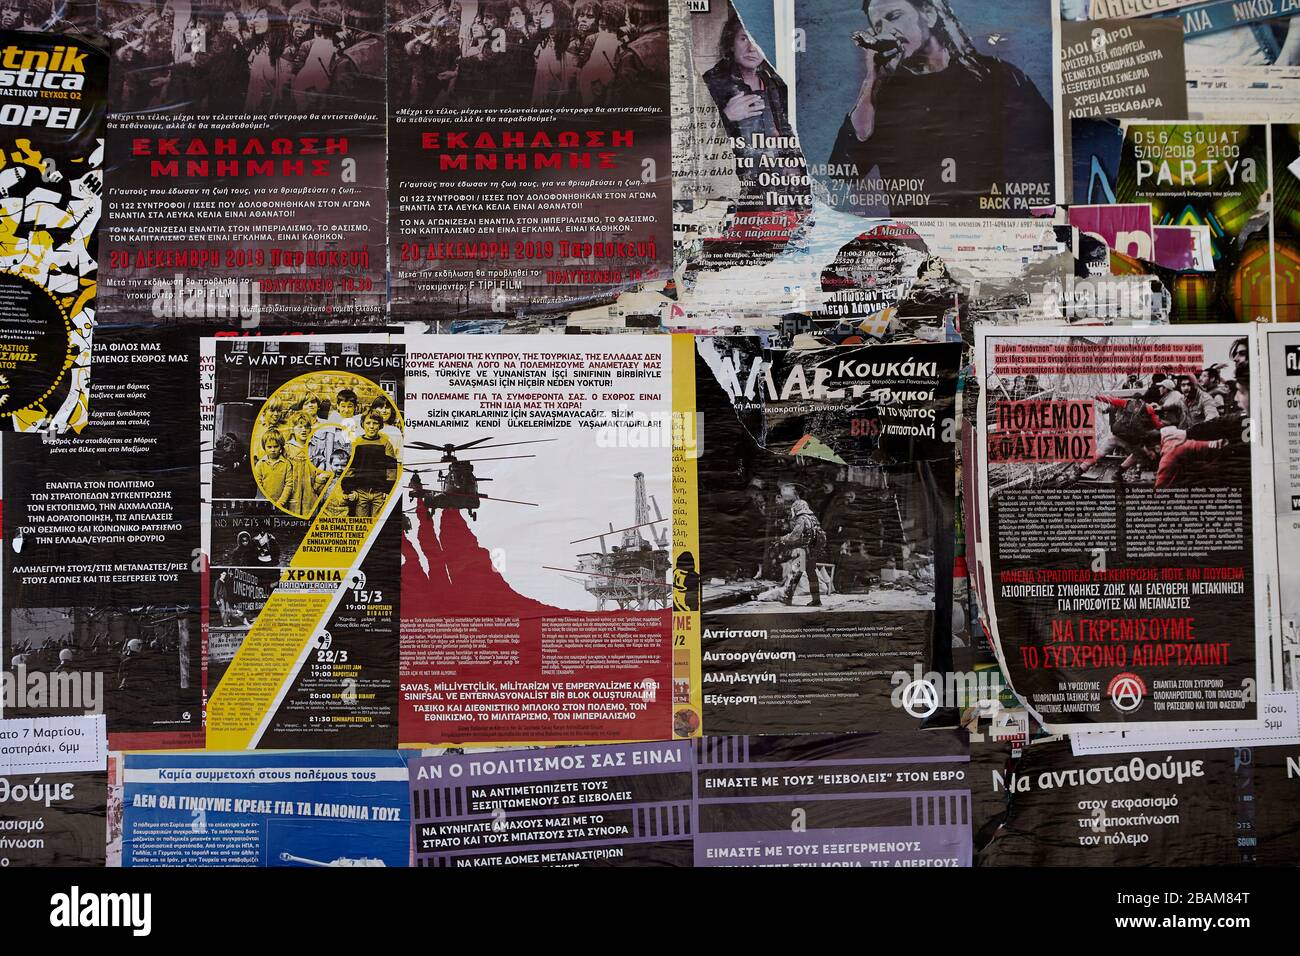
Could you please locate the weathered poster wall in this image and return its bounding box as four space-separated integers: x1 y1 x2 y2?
0 1 1298 879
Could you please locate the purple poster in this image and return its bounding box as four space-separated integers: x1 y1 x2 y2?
409 733 971 868
1068 202 1155 261
1154 224 1213 271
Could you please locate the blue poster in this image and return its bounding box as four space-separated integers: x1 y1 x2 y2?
121 751 410 867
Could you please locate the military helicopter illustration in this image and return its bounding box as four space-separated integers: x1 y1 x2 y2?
404 437 551 520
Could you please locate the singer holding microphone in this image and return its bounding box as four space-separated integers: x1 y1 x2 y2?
828 0 1052 217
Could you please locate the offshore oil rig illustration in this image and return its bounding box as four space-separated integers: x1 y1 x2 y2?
570 472 671 611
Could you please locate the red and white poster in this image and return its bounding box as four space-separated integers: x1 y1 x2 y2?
399 334 673 744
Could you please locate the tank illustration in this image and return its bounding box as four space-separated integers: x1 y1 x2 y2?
279 851 387 867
